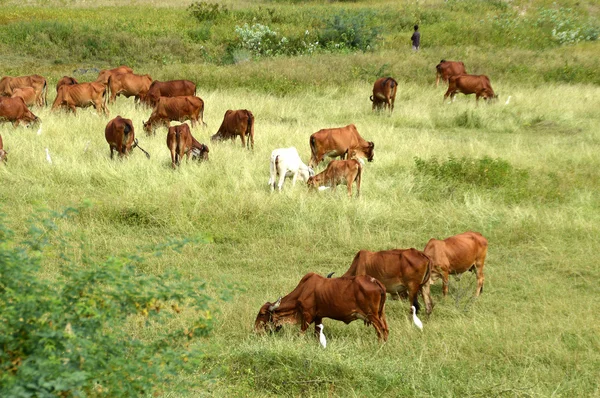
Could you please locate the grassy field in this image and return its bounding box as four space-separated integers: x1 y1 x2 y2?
2 1 600 397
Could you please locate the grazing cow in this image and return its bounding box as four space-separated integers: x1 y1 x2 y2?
11 87 37 107
95 65 134 86
307 159 362 198
424 231 488 297
141 80 196 108
166 123 209 168
254 272 389 341
444 74 497 104
105 116 136 159
268 147 314 191
370 77 397 112
0 97 41 127
0 74 47 106
56 76 79 92
0 134 7 163
210 109 255 150
107 73 153 104
308 124 374 168
52 82 109 115
143 96 205 135
341 248 433 315
435 60 467 87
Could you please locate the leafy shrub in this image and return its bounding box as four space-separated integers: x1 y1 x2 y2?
188 1 229 22
234 23 318 57
0 208 221 396
535 7 599 45
318 10 380 51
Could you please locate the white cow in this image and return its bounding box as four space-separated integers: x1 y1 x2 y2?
268 147 314 191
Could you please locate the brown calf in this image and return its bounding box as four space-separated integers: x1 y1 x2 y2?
166 123 209 168
435 60 467 87
308 124 374 168
0 134 7 163
0 96 41 127
107 73 153 104
370 77 397 112
0 74 47 106
11 87 37 107
56 76 79 93
143 96 205 135
105 116 136 159
95 66 134 86
444 74 497 104
210 109 255 150
52 82 109 115
307 159 362 198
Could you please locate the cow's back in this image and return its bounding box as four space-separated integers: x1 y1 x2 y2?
426 231 487 272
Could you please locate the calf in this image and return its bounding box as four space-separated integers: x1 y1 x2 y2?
444 74 497 104
141 79 196 108
435 60 467 87
370 77 397 112
0 134 7 163
52 82 109 115
107 73 153 104
307 159 362 198
268 147 314 191
95 65 134 86
105 116 136 159
56 76 79 93
166 123 209 168
11 87 37 107
0 74 47 106
309 124 374 168
143 96 205 135
255 272 388 342
424 231 488 297
0 96 41 127
211 109 255 150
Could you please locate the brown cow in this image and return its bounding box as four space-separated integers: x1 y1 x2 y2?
52 82 109 115
424 231 488 297
105 116 136 159
95 66 134 87
143 96 205 135
0 74 47 106
210 109 254 150
0 96 41 127
370 77 397 112
0 134 7 163
56 76 79 93
308 124 374 168
254 272 389 341
341 248 433 315
11 87 37 107
107 73 153 104
166 123 209 168
444 74 497 104
306 159 362 198
435 60 467 87
141 80 196 108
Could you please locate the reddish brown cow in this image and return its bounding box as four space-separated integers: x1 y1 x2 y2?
143 96 205 135
0 96 41 127
107 73 153 104
141 80 196 108
255 272 389 341
52 82 109 115
307 159 362 198
95 66 134 86
105 116 136 159
0 75 47 106
308 124 374 168
444 74 497 104
370 77 397 112
0 134 7 163
424 231 488 297
166 123 209 168
435 60 467 87
11 87 37 107
210 109 254 150
341 248 433 315
56 76 79 92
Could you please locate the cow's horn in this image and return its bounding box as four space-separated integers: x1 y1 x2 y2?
327 272 335 278
269 297 282 311
369 141 375 148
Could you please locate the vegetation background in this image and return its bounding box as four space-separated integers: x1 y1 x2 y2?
1 0 599 396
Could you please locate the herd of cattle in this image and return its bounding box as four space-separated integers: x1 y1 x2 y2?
1 60 493 343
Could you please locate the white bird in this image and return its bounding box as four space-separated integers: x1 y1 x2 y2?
83 140 91 153
505 95 512 105
45 147 52 164
317 324 327 348
411 306 423 330
36 127 42 135
318 186 330 191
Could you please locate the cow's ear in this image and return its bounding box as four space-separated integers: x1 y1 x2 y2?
369 141 375 148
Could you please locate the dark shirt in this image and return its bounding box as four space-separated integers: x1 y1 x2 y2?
411 31 420 47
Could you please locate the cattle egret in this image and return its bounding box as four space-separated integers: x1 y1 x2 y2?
36 127 42 135
411 306 423 330
505 95 512 105
317 324 327 348
45 147 52 164
84 140 91 153
318 186 330 191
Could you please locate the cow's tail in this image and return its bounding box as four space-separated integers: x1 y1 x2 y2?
43 79 48 107
421 254 432 288
355 160 362 196
246 110 254 150
106 75 112 103
374 279 387 318
175 128 182 164
274 154 280 181
309 136 317 167
369 95 374 102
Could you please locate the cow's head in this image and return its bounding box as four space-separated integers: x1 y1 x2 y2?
210 133 223 143
191 144 209 161
142 120 153 135
306 174 324 190
254 297 283 333
351 142 374 162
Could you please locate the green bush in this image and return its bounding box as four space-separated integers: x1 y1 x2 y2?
0 208 220 396
188 1 229 23
318 10 380 51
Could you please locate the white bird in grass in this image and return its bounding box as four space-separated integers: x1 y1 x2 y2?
505 95 512 105
36 127 42 135
45 147 52 164
317 324 327 348
411 306 423 330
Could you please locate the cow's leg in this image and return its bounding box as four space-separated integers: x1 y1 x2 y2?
443 89 452 103
442 269 450 296
240 132 246 149
346 177 353 198
69 104 77 114
475 253 486 297
421 279 434 315
278 170 286 191
291 171 299 187
110 147 115 160
368 314 388 342
268 161 276 191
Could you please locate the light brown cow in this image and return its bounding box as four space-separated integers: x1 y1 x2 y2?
0 96 41 127
341 248 433 315
166 123 209 168
141 80 196 108
0 75 47 106
444 74 497 104
370 77 397 112
255 272 389 342
423 231 488 297
306 159 362 198
143 96 205 135
56 76 79 93
11 87 37 107
210 109 254 150
0 134 7 163
52 82 109 115
435 60 467 87
308 124 374 168
107 73 153 104
105 116 136 159
95 66 134 87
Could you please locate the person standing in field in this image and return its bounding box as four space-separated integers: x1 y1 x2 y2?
411 24 420 51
